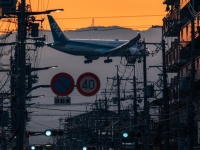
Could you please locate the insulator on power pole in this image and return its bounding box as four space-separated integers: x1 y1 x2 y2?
31 74 39 84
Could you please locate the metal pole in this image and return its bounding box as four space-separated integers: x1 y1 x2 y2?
187 17 195 150
162 32 170 150
105 89 109 150
133 65 138 149
143 41 149 150
10 56 16 150
16 0 26 149
117 65 121 120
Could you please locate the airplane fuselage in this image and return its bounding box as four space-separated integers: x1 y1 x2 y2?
48 39 128 57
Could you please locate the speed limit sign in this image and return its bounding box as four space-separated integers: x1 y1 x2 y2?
76 72 100 96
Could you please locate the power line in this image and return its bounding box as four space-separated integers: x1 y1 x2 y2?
29 120 56 129
30 107 90 112
55 14 165 20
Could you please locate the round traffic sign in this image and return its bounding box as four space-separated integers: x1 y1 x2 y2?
51 72 75 96
76 72 100 96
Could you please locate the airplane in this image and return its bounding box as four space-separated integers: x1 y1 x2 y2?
46 15 142 64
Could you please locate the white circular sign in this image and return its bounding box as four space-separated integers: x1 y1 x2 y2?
76 72 100 96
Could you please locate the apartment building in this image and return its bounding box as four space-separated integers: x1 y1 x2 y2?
162 0 200 149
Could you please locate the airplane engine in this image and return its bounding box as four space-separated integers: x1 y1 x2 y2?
127 47 140 55
125 47 141 64
125 46 150 64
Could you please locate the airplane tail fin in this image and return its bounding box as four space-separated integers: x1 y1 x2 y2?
47 15 69 42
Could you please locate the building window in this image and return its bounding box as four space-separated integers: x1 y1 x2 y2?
181 30 183 41
186 25 188 40
197 14 199 27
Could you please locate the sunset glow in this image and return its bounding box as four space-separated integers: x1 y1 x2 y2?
30 0 167 31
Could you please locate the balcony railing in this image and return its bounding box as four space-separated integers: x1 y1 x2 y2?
163 6 182 37
180 56 200 81
180 12 200 43
166 40 189 72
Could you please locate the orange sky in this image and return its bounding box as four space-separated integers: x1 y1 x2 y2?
30 0 167 31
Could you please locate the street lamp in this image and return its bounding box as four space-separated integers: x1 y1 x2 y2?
24 85 51 99
44 9 64 14
26 95 45 99
31 65 58 72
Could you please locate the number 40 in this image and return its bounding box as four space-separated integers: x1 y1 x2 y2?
82 79 95 89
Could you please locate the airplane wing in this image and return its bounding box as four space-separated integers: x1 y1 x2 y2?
101 33 141 56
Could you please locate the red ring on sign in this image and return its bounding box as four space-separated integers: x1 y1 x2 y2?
51 72 75 96
76 72 100 96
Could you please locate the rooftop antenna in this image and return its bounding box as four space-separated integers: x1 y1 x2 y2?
91 18 94 27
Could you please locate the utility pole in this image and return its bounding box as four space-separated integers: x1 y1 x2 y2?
116 65 121 121
12 2 55 149
0 1 61 149
151 25 169 149
10 54 16 149
104 89 109 150
187 17 195 150
15 0 27 149
162 31 170 150
133 65 138 149
142 41 149 150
